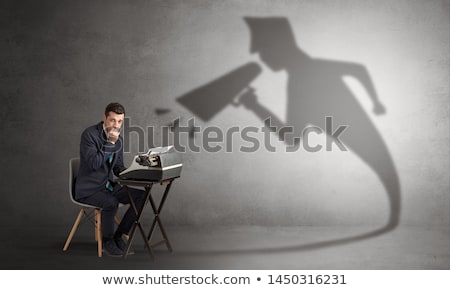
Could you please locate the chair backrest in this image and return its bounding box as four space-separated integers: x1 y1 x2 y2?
69 157 80 203
68 157 99 209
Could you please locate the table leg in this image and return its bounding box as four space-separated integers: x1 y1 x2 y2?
123 184 155 260
147 180 173 252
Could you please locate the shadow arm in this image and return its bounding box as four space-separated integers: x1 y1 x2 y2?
342 62 385 114
238 87 288 141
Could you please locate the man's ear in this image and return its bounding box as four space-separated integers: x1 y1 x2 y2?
102 114 107 123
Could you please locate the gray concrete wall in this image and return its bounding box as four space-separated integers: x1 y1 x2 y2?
1 0 448 228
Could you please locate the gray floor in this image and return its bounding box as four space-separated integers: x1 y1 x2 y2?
1 225 449 270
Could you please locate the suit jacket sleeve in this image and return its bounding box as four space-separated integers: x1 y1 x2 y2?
80 127 117 171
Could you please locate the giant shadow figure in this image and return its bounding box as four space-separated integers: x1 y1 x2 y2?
171 17 401 252
239 17 400 234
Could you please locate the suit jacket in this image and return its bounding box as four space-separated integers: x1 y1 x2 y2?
74 121 126 200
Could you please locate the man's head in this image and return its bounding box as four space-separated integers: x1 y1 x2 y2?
244 17 298 71
103 102 125 132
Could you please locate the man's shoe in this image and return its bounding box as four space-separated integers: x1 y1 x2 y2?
102 239 124 257
114 237 134 255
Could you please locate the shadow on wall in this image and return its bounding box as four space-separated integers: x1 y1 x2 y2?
161 17 401 252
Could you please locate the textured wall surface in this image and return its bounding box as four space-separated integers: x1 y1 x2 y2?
1 0 448 228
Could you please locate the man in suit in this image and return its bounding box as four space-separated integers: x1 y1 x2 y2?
75 102 145 256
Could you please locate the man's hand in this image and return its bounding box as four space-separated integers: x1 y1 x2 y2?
106 127 120 144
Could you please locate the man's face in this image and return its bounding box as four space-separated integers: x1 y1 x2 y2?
103 111 124 132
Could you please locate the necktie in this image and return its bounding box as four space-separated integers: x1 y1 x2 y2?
105 153 114 191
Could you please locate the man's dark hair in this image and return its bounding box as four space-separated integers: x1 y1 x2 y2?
105 102 125 116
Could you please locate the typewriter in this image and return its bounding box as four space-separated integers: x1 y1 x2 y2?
119 146 182 182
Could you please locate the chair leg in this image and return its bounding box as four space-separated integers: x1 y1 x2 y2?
114 215 121 225
95 209 102 257
63 209 85 251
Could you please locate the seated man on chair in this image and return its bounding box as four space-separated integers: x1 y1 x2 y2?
74 102 145 257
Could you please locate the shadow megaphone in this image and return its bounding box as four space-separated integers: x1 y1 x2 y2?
175 62 262 122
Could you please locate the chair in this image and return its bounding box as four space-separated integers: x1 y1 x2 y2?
63 157 122 257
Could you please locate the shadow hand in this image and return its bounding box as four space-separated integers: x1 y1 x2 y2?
238 88 259 110
373 101 386 115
